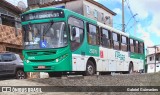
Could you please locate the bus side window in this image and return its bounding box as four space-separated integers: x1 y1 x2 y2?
135 40 139 53
101 28 111 48
112 32 120 50
68 17 84 51
87 23 99 45
121 35 128 51
130 39 134 52
139 42 144 54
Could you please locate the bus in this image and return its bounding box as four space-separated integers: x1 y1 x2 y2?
21 8 145 77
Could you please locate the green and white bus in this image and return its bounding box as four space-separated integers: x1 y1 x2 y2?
21 8 145 77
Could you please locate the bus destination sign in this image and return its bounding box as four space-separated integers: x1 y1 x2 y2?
21 10 64 21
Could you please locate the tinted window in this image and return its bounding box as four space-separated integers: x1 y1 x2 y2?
101 28 111 48
130 39 134 52
135 41 139 53
2 54 13 62
139 42 144 54
68 17 84 51
87 24 99 45
112 32 120 50
121 36 128 51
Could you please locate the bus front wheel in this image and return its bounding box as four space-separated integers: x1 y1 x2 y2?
85 60 96 76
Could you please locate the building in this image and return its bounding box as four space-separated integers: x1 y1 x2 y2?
147 46 160 73
27 0 116 27
0 0 23 56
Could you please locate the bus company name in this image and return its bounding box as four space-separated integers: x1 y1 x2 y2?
89 49 98 55
115 51 125 61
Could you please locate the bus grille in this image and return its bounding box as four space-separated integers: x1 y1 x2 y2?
27 51 56 56
30 59 55 62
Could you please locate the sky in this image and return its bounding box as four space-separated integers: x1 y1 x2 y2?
95 0 160 48
6 0 28 8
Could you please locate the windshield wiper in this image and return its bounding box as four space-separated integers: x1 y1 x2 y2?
43 20 54 37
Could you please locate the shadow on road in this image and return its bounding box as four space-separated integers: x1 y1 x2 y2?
0 76 16 80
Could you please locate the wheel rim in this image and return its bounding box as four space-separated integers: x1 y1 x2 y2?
17 71 25 79
87 65 94 75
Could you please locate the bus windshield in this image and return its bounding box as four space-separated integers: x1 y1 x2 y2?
23 22 67 49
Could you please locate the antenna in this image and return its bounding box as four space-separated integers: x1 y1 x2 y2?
17 1 27 11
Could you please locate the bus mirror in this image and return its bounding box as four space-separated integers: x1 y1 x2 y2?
72 27 76 37
28 31 32 41
70 27 76 41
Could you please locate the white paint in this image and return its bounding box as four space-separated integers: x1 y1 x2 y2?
147 52 160 73
72 46 144 73
97 22 129 36
72 54 88 71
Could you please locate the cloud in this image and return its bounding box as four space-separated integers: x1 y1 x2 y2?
137 24 154 47
113 8 122 15
128 0 160 37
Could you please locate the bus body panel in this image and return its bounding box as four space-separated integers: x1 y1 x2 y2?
23 47 72 72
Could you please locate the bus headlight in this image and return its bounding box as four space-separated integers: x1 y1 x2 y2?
26 60 30 63
55 54 68 63
56 59 59 62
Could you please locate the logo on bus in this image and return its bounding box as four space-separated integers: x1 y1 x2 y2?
115 51 125 61
89 49 98 55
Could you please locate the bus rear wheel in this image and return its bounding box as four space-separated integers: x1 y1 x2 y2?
48 72 62 77
129 63 134 74
85 60 95 76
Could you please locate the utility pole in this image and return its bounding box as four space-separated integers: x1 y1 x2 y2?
154 46 157 73
122 0 125 32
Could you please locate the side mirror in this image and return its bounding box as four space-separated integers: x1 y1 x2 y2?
28 31 32 42
70 27 76 41
72 27 76 37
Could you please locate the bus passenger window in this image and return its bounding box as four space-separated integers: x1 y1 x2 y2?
121 36 128 51
101 28 111 48
130 39 134 52
112 32 120 50
139 42 144 54
87 24 99 45
135 41 139 53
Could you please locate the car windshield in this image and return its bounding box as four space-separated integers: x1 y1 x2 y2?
22 22 67 49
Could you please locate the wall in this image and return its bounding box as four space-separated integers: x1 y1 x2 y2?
0 24 22 54
83 0 113 26
66 0 83 15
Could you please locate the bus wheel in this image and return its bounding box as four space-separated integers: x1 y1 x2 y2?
85 60 95 76
48 72 62 77
129 63 134 74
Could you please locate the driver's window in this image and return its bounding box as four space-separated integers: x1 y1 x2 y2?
68 17 84 50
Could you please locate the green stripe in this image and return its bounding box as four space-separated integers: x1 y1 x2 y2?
130 52 145 60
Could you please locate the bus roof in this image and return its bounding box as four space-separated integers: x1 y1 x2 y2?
22 7 144 43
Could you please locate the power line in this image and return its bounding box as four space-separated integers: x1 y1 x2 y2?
125 14 137 30
125 0 138 33
126 21 139 32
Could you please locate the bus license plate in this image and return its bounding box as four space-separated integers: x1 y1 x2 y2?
38 66 46 69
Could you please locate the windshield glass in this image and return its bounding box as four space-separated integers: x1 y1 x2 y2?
23 22 67 49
